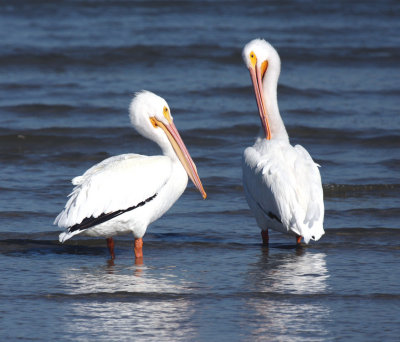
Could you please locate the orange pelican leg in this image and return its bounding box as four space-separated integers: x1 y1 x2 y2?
134 238 143 259
106 237 115 259
296 235 302 245
261 230 269 245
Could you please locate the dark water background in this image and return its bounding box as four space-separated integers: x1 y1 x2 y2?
1 1 399 341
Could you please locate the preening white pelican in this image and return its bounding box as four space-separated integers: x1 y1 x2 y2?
55 91 206 260
242 39 324 245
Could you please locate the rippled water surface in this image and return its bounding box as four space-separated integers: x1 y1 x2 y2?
1 1 399 341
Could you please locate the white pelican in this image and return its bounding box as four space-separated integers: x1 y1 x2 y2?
242 39 324 245
55 91 206 260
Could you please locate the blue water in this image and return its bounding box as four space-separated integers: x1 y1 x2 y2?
1 1 399 341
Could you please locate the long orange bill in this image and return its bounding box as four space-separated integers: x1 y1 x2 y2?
154 119 207 199
249 66 271 140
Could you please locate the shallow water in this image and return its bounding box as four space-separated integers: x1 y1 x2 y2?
1 1 399 341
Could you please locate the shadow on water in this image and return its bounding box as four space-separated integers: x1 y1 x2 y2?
265 242 307 251
2 226 399 258
0 237 111 257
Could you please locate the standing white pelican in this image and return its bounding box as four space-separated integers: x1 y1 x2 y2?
242 39 324 245
55 91 206 260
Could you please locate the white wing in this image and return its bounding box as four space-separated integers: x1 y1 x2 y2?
54 153 173 229
243 140 324 243
292 144 324 231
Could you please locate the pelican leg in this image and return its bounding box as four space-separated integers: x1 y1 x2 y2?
134 238 143 259
106 237 115 259
296 235 302 245
261 230 269 245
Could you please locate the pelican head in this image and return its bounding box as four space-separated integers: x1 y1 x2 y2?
129 90 206 199
242 39 281 140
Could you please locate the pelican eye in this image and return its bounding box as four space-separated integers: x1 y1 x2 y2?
249 51 257 67
163 106 172 122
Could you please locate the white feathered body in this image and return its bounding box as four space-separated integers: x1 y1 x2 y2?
243 137 324 243
55 153 188 242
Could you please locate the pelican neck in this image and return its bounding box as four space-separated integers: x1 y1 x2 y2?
262 65 289 142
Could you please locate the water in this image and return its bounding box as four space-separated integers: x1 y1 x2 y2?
1 1 399 341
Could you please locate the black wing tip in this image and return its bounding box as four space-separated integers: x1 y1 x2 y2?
68 193 158 233
256 201 282 224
